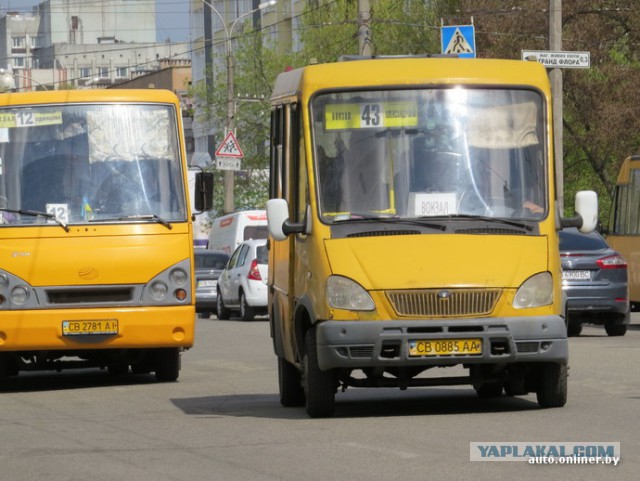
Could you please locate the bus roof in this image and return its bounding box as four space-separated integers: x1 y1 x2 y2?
0 88 180 107
271 57 551 103
616 155 640 184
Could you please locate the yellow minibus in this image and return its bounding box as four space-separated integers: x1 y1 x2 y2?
267 56 598 417
0 89 212 386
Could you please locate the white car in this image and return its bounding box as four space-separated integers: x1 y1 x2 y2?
216 238 268 321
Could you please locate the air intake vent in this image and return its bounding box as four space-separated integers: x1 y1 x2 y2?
47 288 134 304
456 228 526 235
347 230 420 238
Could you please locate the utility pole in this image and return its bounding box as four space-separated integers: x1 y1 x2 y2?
550 0 563 212
358 0 372 56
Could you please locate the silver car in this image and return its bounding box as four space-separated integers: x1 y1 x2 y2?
195 250 230 318
216 238 268 321
560 227 630 336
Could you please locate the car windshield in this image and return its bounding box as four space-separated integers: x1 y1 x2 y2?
312 88 547 223
0 102 186 226
559 229 609 251
195 253 229 269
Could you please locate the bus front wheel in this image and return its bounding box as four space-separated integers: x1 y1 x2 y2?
155 348 180 382
303 328 336 418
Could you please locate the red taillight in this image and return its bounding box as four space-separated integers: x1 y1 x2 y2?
597 254 627 269
247 259 262 280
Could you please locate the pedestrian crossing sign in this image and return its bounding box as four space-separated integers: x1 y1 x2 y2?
215 131 244 158
441 25 476 58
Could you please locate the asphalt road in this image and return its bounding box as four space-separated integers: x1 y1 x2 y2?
1 313 639 481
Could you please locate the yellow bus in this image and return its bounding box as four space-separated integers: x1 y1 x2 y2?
0 89 212 386
266 56 598 417
607 154 640 310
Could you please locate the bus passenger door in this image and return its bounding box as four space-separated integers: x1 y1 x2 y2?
269 104 298 363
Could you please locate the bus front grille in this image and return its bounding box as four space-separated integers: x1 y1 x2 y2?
386 289 501 318
46 287 134 304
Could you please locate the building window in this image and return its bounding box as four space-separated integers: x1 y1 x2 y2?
79 67 91 78
30 36 42 49
116 67 128 78
12 37 26 48
13 57 25 67
98 67 109 78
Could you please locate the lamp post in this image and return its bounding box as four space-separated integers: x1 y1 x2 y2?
202 0 276 214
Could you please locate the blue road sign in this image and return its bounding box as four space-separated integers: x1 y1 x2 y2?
441 25 476 58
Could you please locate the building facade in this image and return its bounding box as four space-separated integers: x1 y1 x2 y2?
0 0 191 90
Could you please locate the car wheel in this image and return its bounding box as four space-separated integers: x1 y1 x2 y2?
240 292 255 321
154 348 180 382
278 357 305 407
216 288 231 320
304 328 337 418
567 320 582 337
536 363 567 408
604 321 627 337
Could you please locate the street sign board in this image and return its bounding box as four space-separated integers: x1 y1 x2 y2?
215 157 241 171
521 50 590 69
215 131 244 158
441 25 476 58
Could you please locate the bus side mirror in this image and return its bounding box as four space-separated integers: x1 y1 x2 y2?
575 190 598 233
194 172 214 212
266 198 307 240
561 190 598 233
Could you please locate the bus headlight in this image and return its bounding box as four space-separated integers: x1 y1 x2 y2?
326 275 375 311
170 268 188 287
513 272 553 308
11 285 30 305
150 280 169 301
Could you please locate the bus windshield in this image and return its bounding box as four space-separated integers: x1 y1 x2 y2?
311 88 547 223
0 102 186 226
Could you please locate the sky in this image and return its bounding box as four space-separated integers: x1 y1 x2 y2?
2 0 191 42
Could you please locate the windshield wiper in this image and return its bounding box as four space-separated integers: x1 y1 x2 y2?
332 214 447 231
422 214 533 231
0 208 69 232
90 214 173 230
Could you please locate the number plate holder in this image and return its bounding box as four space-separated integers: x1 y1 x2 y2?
62 320 119 336
408 338 483 357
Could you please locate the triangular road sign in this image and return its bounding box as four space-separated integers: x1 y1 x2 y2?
215 131 244 158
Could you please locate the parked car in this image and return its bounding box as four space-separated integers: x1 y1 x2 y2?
217 238 268 321
195 250 230 318
559 227 630 336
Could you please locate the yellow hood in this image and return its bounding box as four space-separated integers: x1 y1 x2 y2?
324 234 549 290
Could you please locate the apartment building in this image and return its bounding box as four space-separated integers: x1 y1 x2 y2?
0 0 190 90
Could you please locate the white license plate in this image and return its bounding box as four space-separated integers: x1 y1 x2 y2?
562 270 591 280
198 280 217 288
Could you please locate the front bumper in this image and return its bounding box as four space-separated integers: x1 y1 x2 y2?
315 316 568 370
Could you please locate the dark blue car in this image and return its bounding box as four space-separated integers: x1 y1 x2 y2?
560 227 630 336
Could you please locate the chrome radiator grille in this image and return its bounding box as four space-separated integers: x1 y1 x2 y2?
386 289 501 318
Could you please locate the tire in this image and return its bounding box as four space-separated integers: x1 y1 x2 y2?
604 321 627 337
240 292 255 322
278 357 305 407
216 289 231 320
536 363 567 408
474 382 503 398
567 320 582 337
155 348 180 382
304 328 337 418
